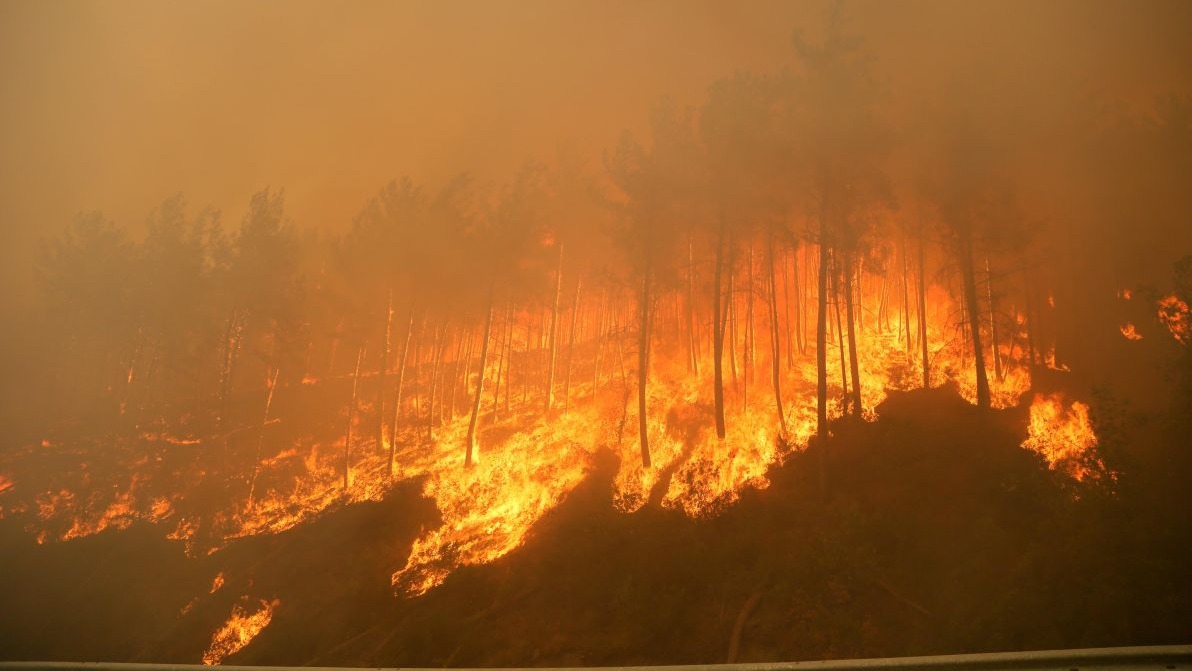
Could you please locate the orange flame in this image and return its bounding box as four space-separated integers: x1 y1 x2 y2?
1021 393 1099 480
201 598 278 665
1158 294 1189 345
2 254 1090 599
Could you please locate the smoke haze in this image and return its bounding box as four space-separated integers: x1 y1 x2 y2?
2 0 1189 306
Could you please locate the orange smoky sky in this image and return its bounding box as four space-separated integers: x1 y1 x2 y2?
1 0 1189 307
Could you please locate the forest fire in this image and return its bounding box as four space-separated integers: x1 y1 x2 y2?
1 1 1189 667
2 262 1081 600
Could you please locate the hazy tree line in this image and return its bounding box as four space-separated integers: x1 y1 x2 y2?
18 16 1191 479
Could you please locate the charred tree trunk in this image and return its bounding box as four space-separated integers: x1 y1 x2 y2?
326 318 343 376
465 286 496 467
833 256 850 410
217 308 244 432
246 366 280 509
507 309 519 413
344 346 364 491
492 300 512 415
1025 281 1039 374
918 231 930 389
766 231 788 436
378 290 392 452
713 218 727 440
545 242 563 412
792 243 804 355
638 253 654 469
449 328 470 424
747 240 756 384
593 291 607 391
985 257 1003 381
781 245 794 366
388 306 415 477
816 220 831 442
427 323 445 441
902 240 912 356
842 251 863 416
563 276 582 413
728 237 739 388
687 232 700 376
959 233 991 409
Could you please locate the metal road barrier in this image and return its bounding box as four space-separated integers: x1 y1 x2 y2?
2 646 1190 671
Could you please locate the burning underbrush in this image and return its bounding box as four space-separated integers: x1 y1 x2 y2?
3 377 1176 667
7 262 1189 664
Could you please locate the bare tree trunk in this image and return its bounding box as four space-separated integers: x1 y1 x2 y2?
593 290 607 392
507 308 518 413
902 240 912 356
918 231 930 389
466 287 496 467
427 323 445 441
492 300 512 415
960 280 970 366
120 328 144 418
985 257 1003 381
1025 281 1038 374
326 317 344 375
545 243 564 412
815 214 832 497
856 256 865 333
792 243 804 355
449 327 470 424
388 306 415 477
523 311 532 406
781 244 794 367
378 290 392 452
246 366 280 509
747 240 756 383
842 251 863 416
638 254 654 469
959 233 991 409
217 308 244 432
833 255 850 410
563 276 582 413
713 218 727 440
816 235 830 441
687 232 699 375
766 231 788 436
345 346 364 491
728 236 739 388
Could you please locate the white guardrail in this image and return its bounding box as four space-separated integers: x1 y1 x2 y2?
2 645 1190 671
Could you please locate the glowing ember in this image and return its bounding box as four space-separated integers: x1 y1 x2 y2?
1021 393 1099 480
201 598 279 665
1120 323 1143 340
